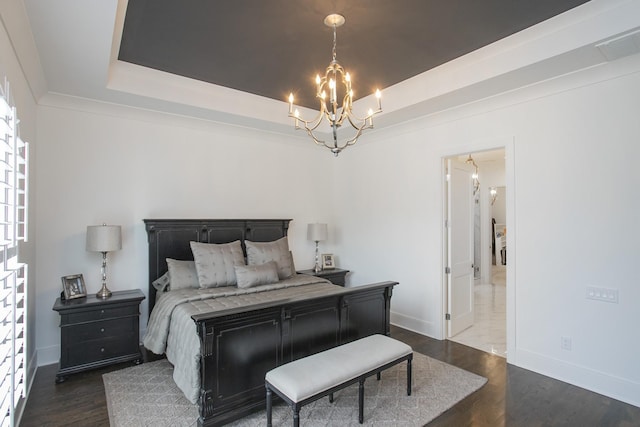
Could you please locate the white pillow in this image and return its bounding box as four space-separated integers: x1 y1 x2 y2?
245 237 295 280
190 240 245 288
234 261 279 289
166 258 199 290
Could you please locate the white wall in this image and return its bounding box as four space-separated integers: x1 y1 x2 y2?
334 54 640 406
34 96 336 364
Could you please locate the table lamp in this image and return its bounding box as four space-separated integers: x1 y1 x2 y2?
307 223 327 273
86 224 122 298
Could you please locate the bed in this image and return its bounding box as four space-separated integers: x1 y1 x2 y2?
143 219 397 427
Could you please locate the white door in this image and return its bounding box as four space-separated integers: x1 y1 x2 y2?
447 159 475 337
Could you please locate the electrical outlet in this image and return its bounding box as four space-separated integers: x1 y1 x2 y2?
586 286 619 303
561 336 572 351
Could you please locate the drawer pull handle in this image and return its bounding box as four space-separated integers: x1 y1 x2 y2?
101 310 105 314
100 348 105 353
100 328 105 333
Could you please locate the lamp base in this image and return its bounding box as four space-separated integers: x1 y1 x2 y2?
314 240 322 273
96 283 112 299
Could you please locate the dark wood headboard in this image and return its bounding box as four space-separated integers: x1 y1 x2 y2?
143 219 291 313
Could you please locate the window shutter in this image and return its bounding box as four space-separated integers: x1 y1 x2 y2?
0 80 28 427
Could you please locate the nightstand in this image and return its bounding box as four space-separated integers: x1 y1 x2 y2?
52 289 145 383
297 268 350 286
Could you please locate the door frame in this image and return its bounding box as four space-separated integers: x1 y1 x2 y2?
440 137 516 364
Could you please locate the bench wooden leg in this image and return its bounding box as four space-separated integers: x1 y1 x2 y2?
407 357 412 396
358 379 365 424
329 392 334 403
266 387 272 427
377 372 381 381
293 406 300 427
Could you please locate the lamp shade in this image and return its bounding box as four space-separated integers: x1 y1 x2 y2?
86 225 122 252
307 223 328 242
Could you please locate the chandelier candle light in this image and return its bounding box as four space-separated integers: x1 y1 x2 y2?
86 224 122 298
288 14 382 156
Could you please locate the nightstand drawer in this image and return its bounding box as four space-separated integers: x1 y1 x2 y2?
65 335 138 366
320 272 346 286
64 317 137 343
64 305 139 325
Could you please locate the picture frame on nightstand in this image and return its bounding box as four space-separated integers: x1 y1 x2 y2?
321 254 335 270
61 274 87 300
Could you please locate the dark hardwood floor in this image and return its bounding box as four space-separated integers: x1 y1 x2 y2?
20 326 640 426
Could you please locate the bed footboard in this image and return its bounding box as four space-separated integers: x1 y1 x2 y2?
191 281 397 427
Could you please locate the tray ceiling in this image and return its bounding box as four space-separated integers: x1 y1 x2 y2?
118 0 590 110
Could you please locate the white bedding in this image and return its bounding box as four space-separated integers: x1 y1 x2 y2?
143 274 341 403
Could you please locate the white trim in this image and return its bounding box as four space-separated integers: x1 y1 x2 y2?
504 139 516 364
35 345 58 368
390 312 435 337
517 348 640 408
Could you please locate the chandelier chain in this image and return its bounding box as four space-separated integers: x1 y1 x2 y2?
332 24 337 62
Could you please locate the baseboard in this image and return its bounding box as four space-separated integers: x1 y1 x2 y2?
390 311 439 338
516 348 640 408
36 344 59 367
15 351 39 426
26 351 37 389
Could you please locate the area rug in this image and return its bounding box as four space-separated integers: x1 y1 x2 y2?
103 352 486 426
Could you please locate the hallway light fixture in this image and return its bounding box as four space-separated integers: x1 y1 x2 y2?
465 154 480 195
490 187 498 205
287 14 382 157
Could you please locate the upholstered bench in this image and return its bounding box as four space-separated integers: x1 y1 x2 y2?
265 334 413 427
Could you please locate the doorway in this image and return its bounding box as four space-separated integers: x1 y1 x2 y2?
444 148 508 358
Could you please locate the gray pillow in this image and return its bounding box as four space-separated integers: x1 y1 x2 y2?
234 261 279 289
190 240 245 288
245 237 295 280
152 272 170 293
166 258 199 290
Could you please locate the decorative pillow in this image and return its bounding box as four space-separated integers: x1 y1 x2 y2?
166 258 199 290
289 251 296 273
245 237 295 280
234 261 279 289
152 272 170 292
190 240 245 288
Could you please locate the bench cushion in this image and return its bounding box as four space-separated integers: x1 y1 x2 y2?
265 334 412 402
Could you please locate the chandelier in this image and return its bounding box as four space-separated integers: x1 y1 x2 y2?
287 14 382 156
